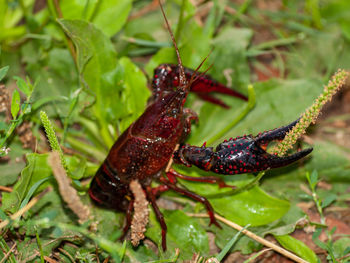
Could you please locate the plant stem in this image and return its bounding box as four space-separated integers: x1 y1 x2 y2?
188 213 308 263
206 84 256 145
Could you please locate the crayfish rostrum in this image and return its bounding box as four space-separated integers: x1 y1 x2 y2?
88 2 313 251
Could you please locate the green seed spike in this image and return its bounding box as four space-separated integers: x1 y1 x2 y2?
274 69 349 156
40 111 69 172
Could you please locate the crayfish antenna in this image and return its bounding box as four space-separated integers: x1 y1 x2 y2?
159 0 214 93
158 0 187 90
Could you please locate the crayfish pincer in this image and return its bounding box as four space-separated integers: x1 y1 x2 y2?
173 118 313 175
88 2 313 251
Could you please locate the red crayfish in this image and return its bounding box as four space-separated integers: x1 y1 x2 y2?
89 3 313 251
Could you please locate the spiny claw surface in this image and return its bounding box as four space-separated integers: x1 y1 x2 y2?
173 119 313 175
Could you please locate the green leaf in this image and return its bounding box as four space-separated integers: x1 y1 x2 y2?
262 206 306 236
209 27 253 90
216 225 249 261
274 234 319 263
321 193 337 208
333 238 350 259
176 165 290 226
310 170 319 187
212 221 262 254
20 177 51 209
0 141 29 186
57 20 96 74
11 89 20 119
58 19 119 145
60 0 132 37
65 155 86 180
115 57 150 133
2 153 52 213
58 19 150 146
146 210 209 259
13 76 31 97
0 65 9 81
312 228 328 250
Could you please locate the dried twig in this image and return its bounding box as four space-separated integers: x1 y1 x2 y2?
165 144 179 173
43 256 59 263
0 185 12 192
0 243 16 263
0 188 50 230
128 0 158 21
188 213 308 263
48 152 90 223
130 180 149 246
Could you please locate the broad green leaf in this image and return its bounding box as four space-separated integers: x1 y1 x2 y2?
175 164 289 226
58 19 118 145
321 193 337 208
65 155 87 180
60 0 132 37
333 237 350 259
262 206 306 236
10 89 20 119
57 20 96 74
0 141 29 186
13 76 31 97
274 234 319 263
116 57 150 132
0 65 9 81
58 19 150 145
2 153 52 212
90 0 132 37
209 27 253 90
210 186 290 226
146 210 209 259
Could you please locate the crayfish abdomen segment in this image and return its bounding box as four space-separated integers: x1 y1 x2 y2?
88 164 130 211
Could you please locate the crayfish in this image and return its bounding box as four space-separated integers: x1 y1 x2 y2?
88 2 313 251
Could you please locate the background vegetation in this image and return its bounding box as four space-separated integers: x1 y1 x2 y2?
0 0 350 262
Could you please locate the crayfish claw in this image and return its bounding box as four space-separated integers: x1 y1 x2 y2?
173 118 313 175
256 118 300 146
265 148 313 169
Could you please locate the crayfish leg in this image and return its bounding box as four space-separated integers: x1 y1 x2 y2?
159 177 221 229
167 168 235 189
119 200 134 241
146 186 168 251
